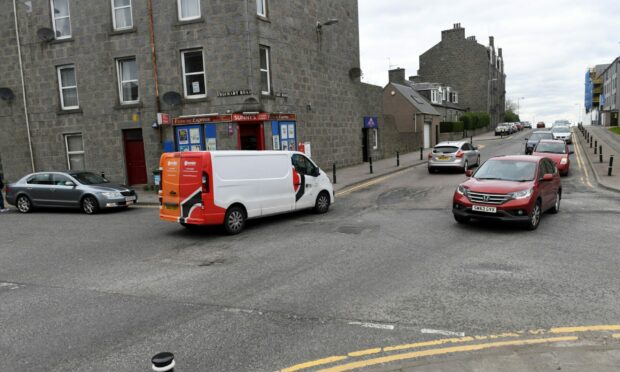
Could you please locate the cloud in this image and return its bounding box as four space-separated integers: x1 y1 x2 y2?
359 0 620 124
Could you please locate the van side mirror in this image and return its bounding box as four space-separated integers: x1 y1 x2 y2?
313 168 321 177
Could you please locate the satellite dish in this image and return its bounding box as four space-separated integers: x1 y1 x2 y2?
162 91 182 106
36 28 55 42
0 88 15 102
349 67 362 79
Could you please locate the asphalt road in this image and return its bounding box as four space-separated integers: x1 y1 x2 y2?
1 129 620 371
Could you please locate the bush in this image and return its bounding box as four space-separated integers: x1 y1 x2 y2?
440 121 463 133
440 112 490 133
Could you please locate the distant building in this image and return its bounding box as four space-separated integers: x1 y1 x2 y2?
409 81 465 123
600 58 619 127
585 64 609 125
415 23 506 126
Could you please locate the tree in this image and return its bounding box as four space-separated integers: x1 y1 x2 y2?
505 99 517 113
504 110 520 122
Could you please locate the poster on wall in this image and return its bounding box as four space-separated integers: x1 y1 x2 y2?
272 135 280 150
206 138 217 151
179 145 191 152
190 128 201 143
289 142 295 151
178 129 189 145
288 124 295 139
280 125 288 139
281 140 288 151
191 145 202 151
303 142 312 158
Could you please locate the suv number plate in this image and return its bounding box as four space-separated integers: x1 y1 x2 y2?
472 205 497 213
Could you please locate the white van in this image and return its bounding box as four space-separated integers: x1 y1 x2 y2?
159 151 334 234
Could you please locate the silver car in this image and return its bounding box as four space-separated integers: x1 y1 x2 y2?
6 171 137 214
551 126 572 144
428 141 481 173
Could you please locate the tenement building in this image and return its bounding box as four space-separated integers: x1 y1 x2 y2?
600 57 619 127
414 23 506 126
0 0 385 183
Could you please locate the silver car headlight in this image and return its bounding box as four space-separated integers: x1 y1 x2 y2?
101 191 122 199
509 187 533 200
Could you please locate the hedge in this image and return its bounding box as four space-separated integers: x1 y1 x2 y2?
440 112 490 133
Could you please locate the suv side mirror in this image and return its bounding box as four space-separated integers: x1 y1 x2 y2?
542 174 554 182
465 169 473 177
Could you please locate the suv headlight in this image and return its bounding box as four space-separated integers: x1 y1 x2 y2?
560 158 568 164
101 191 122 199
456 184 467 196
509 187 533 200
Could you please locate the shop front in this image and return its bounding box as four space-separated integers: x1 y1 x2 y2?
171 113 299 152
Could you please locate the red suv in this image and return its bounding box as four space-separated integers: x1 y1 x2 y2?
452 155 562 230
532 140 572 176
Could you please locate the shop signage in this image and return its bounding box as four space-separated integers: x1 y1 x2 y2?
217 89 252 97
173 115 232 125
363 116 379 129
157 113 171 125
232 113 270 122
271 113 296 121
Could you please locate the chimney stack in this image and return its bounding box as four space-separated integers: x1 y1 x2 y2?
388 68 406 84
498 48 503 57
489 36 494 47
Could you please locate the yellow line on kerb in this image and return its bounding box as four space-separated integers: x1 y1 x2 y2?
336 168 411 196
317 337 578 372
549 325 620 334
281 356 348 372
612 334 620 339
573 130 593 188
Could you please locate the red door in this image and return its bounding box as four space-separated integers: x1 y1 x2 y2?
123 129 148 185
238 123 265 150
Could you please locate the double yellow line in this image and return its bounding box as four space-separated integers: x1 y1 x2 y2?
572 129 593 188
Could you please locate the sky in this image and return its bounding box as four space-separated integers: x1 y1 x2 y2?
358 0 620 125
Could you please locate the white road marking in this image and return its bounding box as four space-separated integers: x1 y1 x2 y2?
421 328 466 337
348 321 395 330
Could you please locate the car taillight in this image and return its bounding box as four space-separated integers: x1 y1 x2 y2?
455 150 464 158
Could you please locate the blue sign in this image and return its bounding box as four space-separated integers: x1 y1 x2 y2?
363 116 378 129
601 94 605 107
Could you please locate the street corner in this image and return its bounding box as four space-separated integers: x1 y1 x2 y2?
279 325 620 372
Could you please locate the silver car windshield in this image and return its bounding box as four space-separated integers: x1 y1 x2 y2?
72 172 109 185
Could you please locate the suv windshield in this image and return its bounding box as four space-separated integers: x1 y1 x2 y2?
535 142 566 153
72 172 109 185
474 159 537 181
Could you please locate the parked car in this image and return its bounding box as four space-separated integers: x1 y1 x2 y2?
524 131 554 154
495 123 511 136
523 121 532 129
428 141 480 173
509 123 518 133
551 125 573 144
536 122 546 128
515 122 524 131
552 120 571 127
6 171 137 214
533 140 572 176
159 151 334 234
452 155 562 230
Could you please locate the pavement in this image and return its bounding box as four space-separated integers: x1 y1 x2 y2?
133 130 505 205
574 125 620 193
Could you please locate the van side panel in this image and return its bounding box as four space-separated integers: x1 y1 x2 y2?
212 153 266 218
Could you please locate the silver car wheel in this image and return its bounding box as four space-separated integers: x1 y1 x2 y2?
17 196 31 213
82 196 98 215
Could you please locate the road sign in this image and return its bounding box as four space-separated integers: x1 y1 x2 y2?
363 116 378 129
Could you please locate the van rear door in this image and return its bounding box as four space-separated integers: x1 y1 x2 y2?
160 154 182 222
178 153 205 223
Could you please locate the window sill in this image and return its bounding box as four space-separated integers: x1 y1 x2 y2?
109 27 137 36
114 102 142 110
256 15 270 23
50 37 74 45
57 108 83 115
174 17 205 27
183 96 210 103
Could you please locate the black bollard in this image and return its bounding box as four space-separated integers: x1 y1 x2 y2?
470 135 473 145
152 352 175 372
100 171 105 179
396 151 400 167
600 146 603 163
609 155 614 176
369 157 373 174
420 147 423 161
590 137 593 148
332 163 337 184
595 141 598 154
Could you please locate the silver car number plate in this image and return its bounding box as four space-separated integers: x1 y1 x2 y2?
472 205 496 213
126 196 137 202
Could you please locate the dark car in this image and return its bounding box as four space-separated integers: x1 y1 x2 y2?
524 131 554 154
5 171 137 214
537 122 546 128
452 155 562 230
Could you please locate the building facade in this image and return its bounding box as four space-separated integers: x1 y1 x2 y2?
0 0 383 183
414 23 506 127
409 81 465 123
585 64 608 125
601 58 619 127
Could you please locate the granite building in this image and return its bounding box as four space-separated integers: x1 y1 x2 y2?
600 57 619 127
0 0 384 183
414 23 506 126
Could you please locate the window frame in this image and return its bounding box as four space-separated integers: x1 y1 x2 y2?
257 0 268 17
111 0 133 30
50 0 72 39
64 133 85 170
57 65 79 110
177 0 201 21
116 57 139 104
181 49 207 99
259 45 271 95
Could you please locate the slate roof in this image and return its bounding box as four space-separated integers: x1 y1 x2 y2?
390 83 441 116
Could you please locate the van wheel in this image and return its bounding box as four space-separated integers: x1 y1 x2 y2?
224 206 246 235
81 196 100 215
314 191 330 214
16 195 32 213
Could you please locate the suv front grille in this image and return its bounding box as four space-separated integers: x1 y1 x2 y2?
467 191 510 205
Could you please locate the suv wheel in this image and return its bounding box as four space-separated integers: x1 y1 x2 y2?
16 195 32 213
550 191 561 214
526 200 542 230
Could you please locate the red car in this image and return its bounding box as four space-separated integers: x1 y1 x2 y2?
537 122 546 128
532 140 572 176
452 155 562 230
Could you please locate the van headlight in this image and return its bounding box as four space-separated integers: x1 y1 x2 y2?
101 191 122 199
509 187 533 200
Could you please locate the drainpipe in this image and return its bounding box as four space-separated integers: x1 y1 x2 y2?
147 0 162 146
12 0 35 172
